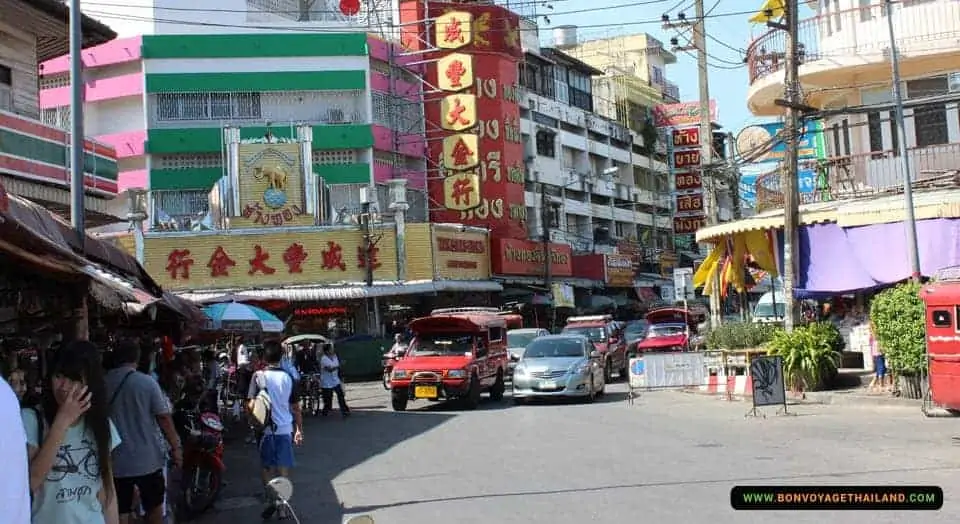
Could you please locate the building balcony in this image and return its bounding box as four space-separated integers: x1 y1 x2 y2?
752 141 960 212
745 0 960 115
0 109 121 224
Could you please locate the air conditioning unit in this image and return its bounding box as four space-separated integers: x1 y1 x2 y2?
949 72 960 93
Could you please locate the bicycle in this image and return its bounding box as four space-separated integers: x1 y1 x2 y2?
300 373 322 416
49 444 99 482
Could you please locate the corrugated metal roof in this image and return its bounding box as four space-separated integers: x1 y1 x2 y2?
696 187 960 242
175 280 504 303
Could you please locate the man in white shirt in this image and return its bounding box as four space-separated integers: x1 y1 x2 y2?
320 345 350 418
0 375 30 524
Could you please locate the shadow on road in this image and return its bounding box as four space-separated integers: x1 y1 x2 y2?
343 464 960 514
197 395 456 523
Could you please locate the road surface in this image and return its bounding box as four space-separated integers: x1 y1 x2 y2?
200 382 960 523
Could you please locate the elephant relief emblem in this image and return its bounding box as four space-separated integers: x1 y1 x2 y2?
254 165 288 191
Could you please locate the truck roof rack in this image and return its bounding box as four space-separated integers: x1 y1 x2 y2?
934 266 960 282
565 314 613 323
431 307 502 315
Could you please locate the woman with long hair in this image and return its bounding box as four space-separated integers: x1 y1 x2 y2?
21 340 121 524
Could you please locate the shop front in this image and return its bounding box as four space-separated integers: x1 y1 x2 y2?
571 254 640 318
491 238 575 326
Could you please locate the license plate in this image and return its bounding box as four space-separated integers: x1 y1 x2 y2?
539 381 557 390
414 385 438 398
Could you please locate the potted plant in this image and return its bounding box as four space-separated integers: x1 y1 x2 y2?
765 323 842 393
870 281 926 399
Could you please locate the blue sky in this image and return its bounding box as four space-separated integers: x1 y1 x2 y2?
543 0 791 133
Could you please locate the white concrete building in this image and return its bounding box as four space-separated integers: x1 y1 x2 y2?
518 24 676 281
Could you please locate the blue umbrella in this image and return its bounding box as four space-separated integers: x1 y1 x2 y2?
202 302 285 333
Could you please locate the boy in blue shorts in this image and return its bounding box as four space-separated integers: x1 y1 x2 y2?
248 340 303 518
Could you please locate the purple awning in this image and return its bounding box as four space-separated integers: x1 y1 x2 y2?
798 218 960 295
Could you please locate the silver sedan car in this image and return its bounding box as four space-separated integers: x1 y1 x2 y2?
511 335 606 404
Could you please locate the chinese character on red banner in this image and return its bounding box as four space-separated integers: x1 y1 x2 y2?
445 59 467 89
283 243 308 273
444 17 465 45
446 97 471 128
450 137 475 167
207 246 236 278
321 241 346 271
166 249 194 280
356 245 382 270
451 177 476 207
248 245 276 276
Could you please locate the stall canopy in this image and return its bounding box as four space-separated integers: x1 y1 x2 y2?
692 187 960 298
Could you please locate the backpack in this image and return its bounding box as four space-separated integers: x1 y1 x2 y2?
248 370 276 432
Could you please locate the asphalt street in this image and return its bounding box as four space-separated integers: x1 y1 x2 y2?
200 381 960 524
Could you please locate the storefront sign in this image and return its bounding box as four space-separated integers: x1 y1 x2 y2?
492 238 572 277
672 149 701 169
653 100 718 128
143 229 398 291
674 172 702 191
432 228 490 279
673 216 707 235
605 254 635 288
672 127 699 147
415 2 526 241
435 11 474 50
675 193 704 215
295 306 348 316
237 143 311 227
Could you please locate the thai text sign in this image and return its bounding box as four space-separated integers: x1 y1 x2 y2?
237 143 311 227
673 216 707 235
492 238 572 276
671 127 700 148
432 227 491 280
675 193 704 215
653 100 718 128
674 172 702 191
143 230 397 291
605 254 635 287
672 149 701 169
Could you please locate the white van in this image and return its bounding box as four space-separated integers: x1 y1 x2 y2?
753 290 785 323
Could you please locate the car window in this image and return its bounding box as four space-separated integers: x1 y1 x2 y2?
647 324 686 337
561 326 605 342
507 331 539 348
411 333 474 355
524 339 587 358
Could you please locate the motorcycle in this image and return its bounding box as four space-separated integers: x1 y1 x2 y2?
265 477 375 523
173 385 225 518
381 345 407 390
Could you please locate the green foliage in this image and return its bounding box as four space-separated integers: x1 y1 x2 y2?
765 323 842 391
870 281 926 375
705 322 777 350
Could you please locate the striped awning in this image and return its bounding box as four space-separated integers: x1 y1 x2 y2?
696 187 960 243
174 280 504 303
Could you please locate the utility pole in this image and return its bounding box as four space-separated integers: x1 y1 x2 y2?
778 0 801 331
665 0 720 327
69 0 88 341
884 0 922 281
541 183 554 332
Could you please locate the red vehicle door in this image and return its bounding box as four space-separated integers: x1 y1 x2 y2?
920 278 960 411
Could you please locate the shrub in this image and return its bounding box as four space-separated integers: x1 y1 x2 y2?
704 322 777 350
870 281 926 375
765 323 842 392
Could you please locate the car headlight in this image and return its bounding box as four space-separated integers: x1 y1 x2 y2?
447 369 467 378
392 369 408 379
570 362 590 375
513 365 526 376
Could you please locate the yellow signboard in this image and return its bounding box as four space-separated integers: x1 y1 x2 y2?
436 53 473 92
237 143 312 227
432 227 490 280
435 11 473 50
143 229 397 291
441 134 479 170
440 94 477 132
443 172 481 211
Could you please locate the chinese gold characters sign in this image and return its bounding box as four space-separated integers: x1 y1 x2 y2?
237 143 312 227
436 25 482 214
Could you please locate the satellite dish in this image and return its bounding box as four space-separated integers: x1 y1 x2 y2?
735 125 775 162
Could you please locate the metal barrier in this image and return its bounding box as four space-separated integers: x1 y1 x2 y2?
628 349 769 403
